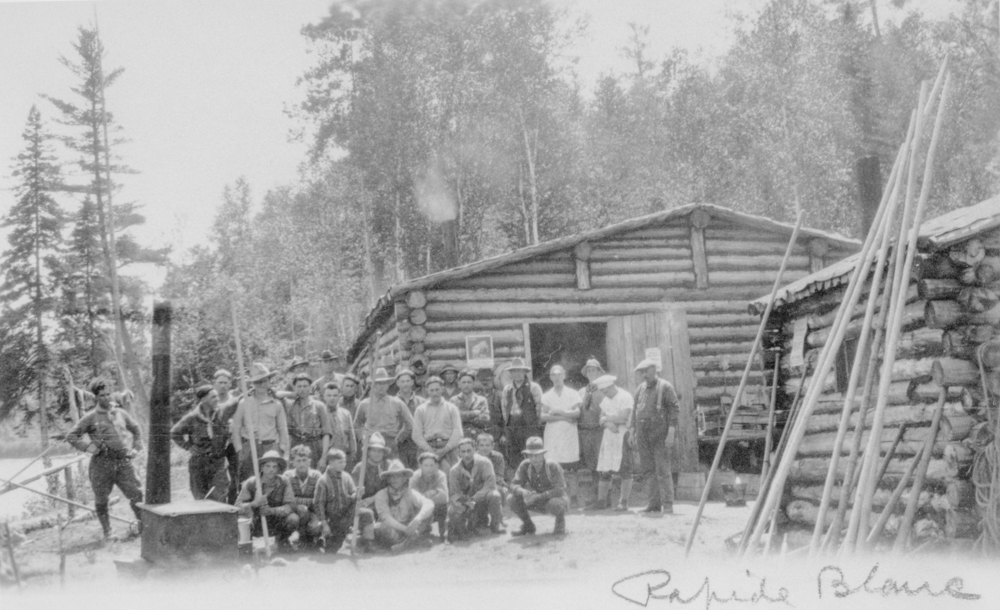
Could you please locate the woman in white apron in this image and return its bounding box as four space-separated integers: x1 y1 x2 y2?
541 365 582 505
589 375 634 511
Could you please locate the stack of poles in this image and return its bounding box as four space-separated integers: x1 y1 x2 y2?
741 59 952 557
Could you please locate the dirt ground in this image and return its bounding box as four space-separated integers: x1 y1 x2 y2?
4 464 999 610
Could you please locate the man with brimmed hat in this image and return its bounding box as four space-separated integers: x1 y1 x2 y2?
589 375 635 512
411 376 464 472
311 350 344 395
281 356 311 393
509 436 568 536
355 367 414 459
231 363 290 483
500 357 544 470
448 437 503 540
314 448 375 553
372 459 435 551
410 451 449 541
170 385 230 502
236 450 297 548
630 358 680 514
453 369 490 441
394 368 424 467
577 358 606 506
439 363 461 401
285 372 333 468
352 431 390 509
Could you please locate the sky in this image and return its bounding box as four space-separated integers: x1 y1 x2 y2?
0 0 962 291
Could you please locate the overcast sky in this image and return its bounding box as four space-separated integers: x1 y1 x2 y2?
0 0 959 289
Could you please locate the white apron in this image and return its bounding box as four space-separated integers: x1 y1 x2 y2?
542 386 582 463
596 390 633 472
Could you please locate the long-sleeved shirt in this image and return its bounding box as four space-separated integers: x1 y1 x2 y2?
231 393 290 454
409 470 448 506
578 383 603 429
411 400 463 450
285 469 322 508
313 470 356 522
285 397 331 441
396 392 425 415
355 394 413 442
351 458 388 506
66 407 142 458
448 454 497 502
325 405 356 459
482 450 507 486
452 392 490 429
511 459 567 501
373 487 433 526
501 381 543 423
632 378 680 429
170 405 229 458
235 474 295 517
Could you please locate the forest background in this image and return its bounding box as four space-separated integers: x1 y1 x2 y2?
0 0 998 444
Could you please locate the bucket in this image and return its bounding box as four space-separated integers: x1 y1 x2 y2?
237 518 251 544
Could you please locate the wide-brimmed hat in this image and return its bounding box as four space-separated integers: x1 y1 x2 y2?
287 356 310 370
258 450 287 471
593 374 617 390
320 350 338 362
440 363 460 375
379 459 413 479
508 357 531 372
458 368 477 382
247 363 278 383
342 372 361 385
522 437 547 455
395 368 417 382
371 367 394 383
580 358 605 375
366 431 387 451
634 358 660 373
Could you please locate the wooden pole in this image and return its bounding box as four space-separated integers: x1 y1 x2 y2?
892 389 947 550
144 301 172 505
351 331 381 555
761 353 781 483
685 211 805 557
3 523 21 588
863 443 923 545
0 476 132 524
230 300 270 558
0 455 89 497
3 444 59 491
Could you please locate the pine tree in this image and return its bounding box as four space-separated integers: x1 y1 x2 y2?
0 106 64 441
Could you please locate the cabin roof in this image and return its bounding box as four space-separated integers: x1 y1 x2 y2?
748 195 1000 316
347 203 859 363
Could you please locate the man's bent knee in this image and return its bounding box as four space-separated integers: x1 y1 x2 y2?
546 498 568 516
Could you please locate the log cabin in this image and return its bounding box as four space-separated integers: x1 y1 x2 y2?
748 194 1000 548
345 203 858 475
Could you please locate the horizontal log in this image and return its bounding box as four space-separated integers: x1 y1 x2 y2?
689 341 755 357
588 247 691 262
705 254 811 270
426 286 777 305
444 274 577 289
918 279 963 300
618 226 692 240
590 273 696 288
894 327 944 359
689 325 762 342
803 402 973 438
785 371 837 396
425 320 524 332
423 329 523 349
589 259 694 274
931 358 980 387
789 485 932 510
786 499 851 528
592 238 690 249
704 227 802 243
925 300 1000 329
708 269 811 286
909 381 964 404
498 260 576 274
797 426 950 458
788 456 959 486
691 353 767 373
705 240 810 256
423 346 525 361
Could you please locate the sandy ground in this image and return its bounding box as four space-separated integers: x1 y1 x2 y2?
4 464 1000 610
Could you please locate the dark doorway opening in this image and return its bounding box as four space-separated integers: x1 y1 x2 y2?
528 322 607 391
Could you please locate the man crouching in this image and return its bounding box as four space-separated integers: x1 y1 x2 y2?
448 437 503 541
314 449 375 553
372 460 434 552
510 436 568 536
236 450 297 549
286 445 323 550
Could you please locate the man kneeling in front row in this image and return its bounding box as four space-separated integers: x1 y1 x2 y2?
448 437 503 541
236 450 298 548
510 436 568 536
372 460 434 552
314 449 375 553
286 445 324 549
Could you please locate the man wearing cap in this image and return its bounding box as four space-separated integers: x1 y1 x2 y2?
170 385 230 502
65 378 145 538
321 382 356 467
314 448 375 553
355 367 414 459
311 350 343 395
509 436 568 536
500 358 544 469
588 375 635 511
231 363 291 483
281 356 311 393
213 369 243 503
372 460 435 551
285 373 333 468
630 359 680 514
394 369 424 468
352 431 390 509
453 369 490 441
411 376 464 472
285 445 324 549
577 358 605 506
476 368 505 446
410 452 449 540
236 450 298 548
541 365 583 507
448 438 503 539
440 364 461 401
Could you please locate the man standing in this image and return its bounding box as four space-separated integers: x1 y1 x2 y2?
591 375 634 511
453 369 490 441
509 437 568 536
213 369 242 504
540 364 582 507
477 368 505 446
448 438 503 540
339 373 361 421
311 350 343 395
235 450 297 549
281 356 311 393
410 452 449 541
440 364 461 401
630 358 679 514
394 369 424 468
411 376 464 472
65 379 144 538
314 448 375 553
354 368 413 458
322 382 356 467
231 363 290 483
285 445 324 549
577 358 605 507
372 460 435 552
170 385 230 502
285 373 332 468
500 358 543 469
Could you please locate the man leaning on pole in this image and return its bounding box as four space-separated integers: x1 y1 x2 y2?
231 363 290 483
630 358 679 514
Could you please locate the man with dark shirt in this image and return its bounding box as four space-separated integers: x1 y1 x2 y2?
213 369 242 503
322 382 356 467
285 445 323 549
314 449 374 553
351 431 389 510
285 373 332 468
170 385 230 502
577 358 605 506
500 358 543 467
448 438 503 539
509 436 568 537
235 450 297 548
630 359 680 514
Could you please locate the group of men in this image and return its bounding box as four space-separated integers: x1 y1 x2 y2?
67 349 681 553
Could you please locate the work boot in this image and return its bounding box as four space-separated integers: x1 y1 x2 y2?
553 515 566 536
616 478 633 512
642 505 662 513
585 479 611 510
96 503 112 538
511 521 536 537
566 472 579 509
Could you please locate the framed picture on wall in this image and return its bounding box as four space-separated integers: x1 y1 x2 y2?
466 334 494 370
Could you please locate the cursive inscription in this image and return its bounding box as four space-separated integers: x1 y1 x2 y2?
612 569 792 609
817 564 979 601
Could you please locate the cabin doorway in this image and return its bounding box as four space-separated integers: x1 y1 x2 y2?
527 322 607 391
